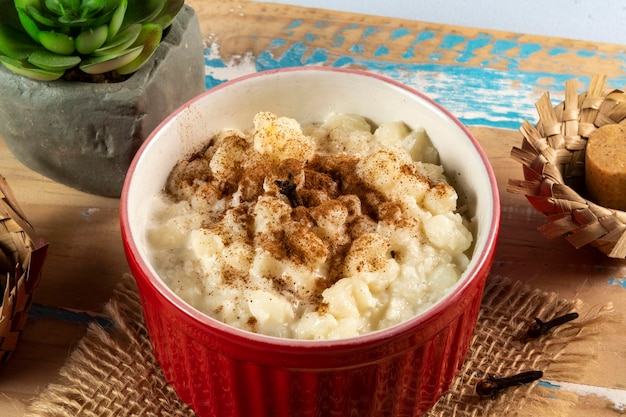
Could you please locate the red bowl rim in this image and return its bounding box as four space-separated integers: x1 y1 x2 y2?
120 66 501 351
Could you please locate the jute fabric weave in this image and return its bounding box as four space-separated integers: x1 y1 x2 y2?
24 275 612 417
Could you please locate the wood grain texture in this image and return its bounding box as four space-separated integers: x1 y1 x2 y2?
0 1 624 416
191 1 626 76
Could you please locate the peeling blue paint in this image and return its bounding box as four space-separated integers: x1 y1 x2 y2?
538 380 561 389
488 40 544 69
307 48 331 64
608 277 626 289
269 38 288 48
374 44 389 57
456 34 492 63
29 304 113 329
203 25 626 130
440 34 466 50
331 55 357 67
332 23 360 47
284 19 302 30
275 20 620 72
204 57 226 68
251 42 603 129
350 43 365 54
390 28 412 40
402 31 436 59
518 43 543 58
205 74 223 90
402 48 416 60
577 49 597 58
416 31 436 43
362 26 380 39
548 47 568 56
491 39 519 55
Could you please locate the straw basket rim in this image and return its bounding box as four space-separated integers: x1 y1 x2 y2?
508 75 626 259
0 175 47 364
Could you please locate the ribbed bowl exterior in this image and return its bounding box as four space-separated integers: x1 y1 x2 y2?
130 260 489 417
121 67 501 417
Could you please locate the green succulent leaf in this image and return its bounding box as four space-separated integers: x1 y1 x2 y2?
2 0 181 79
43 0 71 16
14 0 39 9
0 23 40 60
16 7 42 42
123 0 164 25
24 5 59 27
73 5 115 28
44 0 121 23
27 49 80 70
36 0 121 28
151 0 183 29
57 15 86 25
79 43 141 74
41 0 61 15
116 22 161 74
93 22 139 55
106 0 127 40
49 0 103 16
75 24 108 54
38 30 75 54
0 54 64 80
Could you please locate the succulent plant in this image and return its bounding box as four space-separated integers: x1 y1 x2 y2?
0 0 184 81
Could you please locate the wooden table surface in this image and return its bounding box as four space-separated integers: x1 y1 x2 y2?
1 1 625 415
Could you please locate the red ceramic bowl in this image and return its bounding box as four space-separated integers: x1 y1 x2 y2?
121 67 500 417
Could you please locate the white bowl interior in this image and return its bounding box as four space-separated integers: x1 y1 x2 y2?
124 67 498 336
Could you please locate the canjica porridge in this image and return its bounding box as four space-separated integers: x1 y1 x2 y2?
147 112 474 340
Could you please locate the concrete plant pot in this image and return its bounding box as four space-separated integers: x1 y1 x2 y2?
0 5 205 197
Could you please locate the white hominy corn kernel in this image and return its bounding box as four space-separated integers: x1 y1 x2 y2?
428 263 460 294
248 290 295 328
253 111 314 162
309 200 349 241
294 312 339 340
322 113 372 132
148 112 474 339
209 134 249 183
323 278 361 319
423 213 472 254
343 233 392 276
423 183 458 214
374 121 411 148
355 149 402 194
221 241 253 272
402 128 439 164
189 229 224 260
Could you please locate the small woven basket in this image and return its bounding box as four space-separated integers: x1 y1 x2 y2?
508 75 626 259
0 175 47 365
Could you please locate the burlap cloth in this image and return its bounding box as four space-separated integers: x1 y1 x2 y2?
24 275 613 417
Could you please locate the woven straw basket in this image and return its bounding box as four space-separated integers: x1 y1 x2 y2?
508 75 626 259
0 175 47 365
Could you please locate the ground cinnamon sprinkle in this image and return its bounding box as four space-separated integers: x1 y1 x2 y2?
147 112 473 339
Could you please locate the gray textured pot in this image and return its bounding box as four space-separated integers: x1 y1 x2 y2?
0 5 205 197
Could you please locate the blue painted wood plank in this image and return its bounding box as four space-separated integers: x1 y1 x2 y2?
203 41 626 130
202 18 626 130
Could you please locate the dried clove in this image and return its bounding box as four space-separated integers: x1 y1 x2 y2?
476 370 543 399
525 312 579 340
275 173 303 207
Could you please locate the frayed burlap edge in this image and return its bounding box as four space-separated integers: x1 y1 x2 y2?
25 275 615 417
24 279 195 417
425 276 616 417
